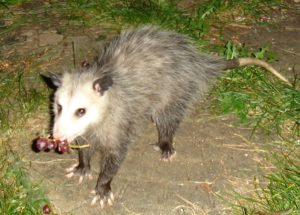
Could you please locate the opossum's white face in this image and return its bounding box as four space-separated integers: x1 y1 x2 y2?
50 73 112 143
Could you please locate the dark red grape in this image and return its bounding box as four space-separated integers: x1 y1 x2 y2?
35 137 69 153
36 138 48 151
47 140 56 150
57 140 69 153
42 204 51 214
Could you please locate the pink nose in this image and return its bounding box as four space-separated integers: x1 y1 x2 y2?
52 131 65 141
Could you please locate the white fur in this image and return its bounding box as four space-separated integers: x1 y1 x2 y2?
52 76 109 142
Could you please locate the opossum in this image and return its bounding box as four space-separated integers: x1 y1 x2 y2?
49 26 290 207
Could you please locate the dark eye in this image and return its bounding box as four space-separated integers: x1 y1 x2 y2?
75 108 86 117
57 104 62 114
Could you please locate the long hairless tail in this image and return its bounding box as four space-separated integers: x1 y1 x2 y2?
225 58 291 86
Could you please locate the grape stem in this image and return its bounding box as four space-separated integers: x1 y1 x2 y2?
69 144 90 149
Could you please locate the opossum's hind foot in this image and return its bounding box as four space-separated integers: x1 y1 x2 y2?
154 142 176 162
161 145 176 162
65 163 92 184
91 190 114 208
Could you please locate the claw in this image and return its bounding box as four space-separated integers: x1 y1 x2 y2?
66 172 74 178
79 175 84 184
65 163 92 183
161 150 176 162
99 199 104 208
78 174 92 184
90 192 114 208
66 163 78 173
153 143 176 162
152 145 161 152
107 198 113 206
91 195 100 206
110 192 114 201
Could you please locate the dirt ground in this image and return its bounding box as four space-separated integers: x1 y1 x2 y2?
23 111 268 215
1 1 299 215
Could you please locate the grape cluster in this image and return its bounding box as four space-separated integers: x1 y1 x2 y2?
35 137 69 153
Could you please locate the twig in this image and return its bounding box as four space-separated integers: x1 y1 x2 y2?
22 158 76 164
274 47 300 57
226 23 252 29
72 41 76 69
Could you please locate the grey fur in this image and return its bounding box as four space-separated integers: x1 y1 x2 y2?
51 26 283 205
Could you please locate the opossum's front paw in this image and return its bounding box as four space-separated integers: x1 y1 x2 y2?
91 189 114 208
65 163 92 184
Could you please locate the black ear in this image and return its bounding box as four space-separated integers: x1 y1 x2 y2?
93 76 113 95
40 72 62 89
49 72 62 87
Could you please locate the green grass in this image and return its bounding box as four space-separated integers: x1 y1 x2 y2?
0 145 48 215
1 0 24 4
0 67 48 131
212 42 300 139
0 59 49 213
231 153 300 214
1 0 283 46
0 78 49 215
263 155 300 212
0 0 298 214
211 42 300 214
27 0 280 45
